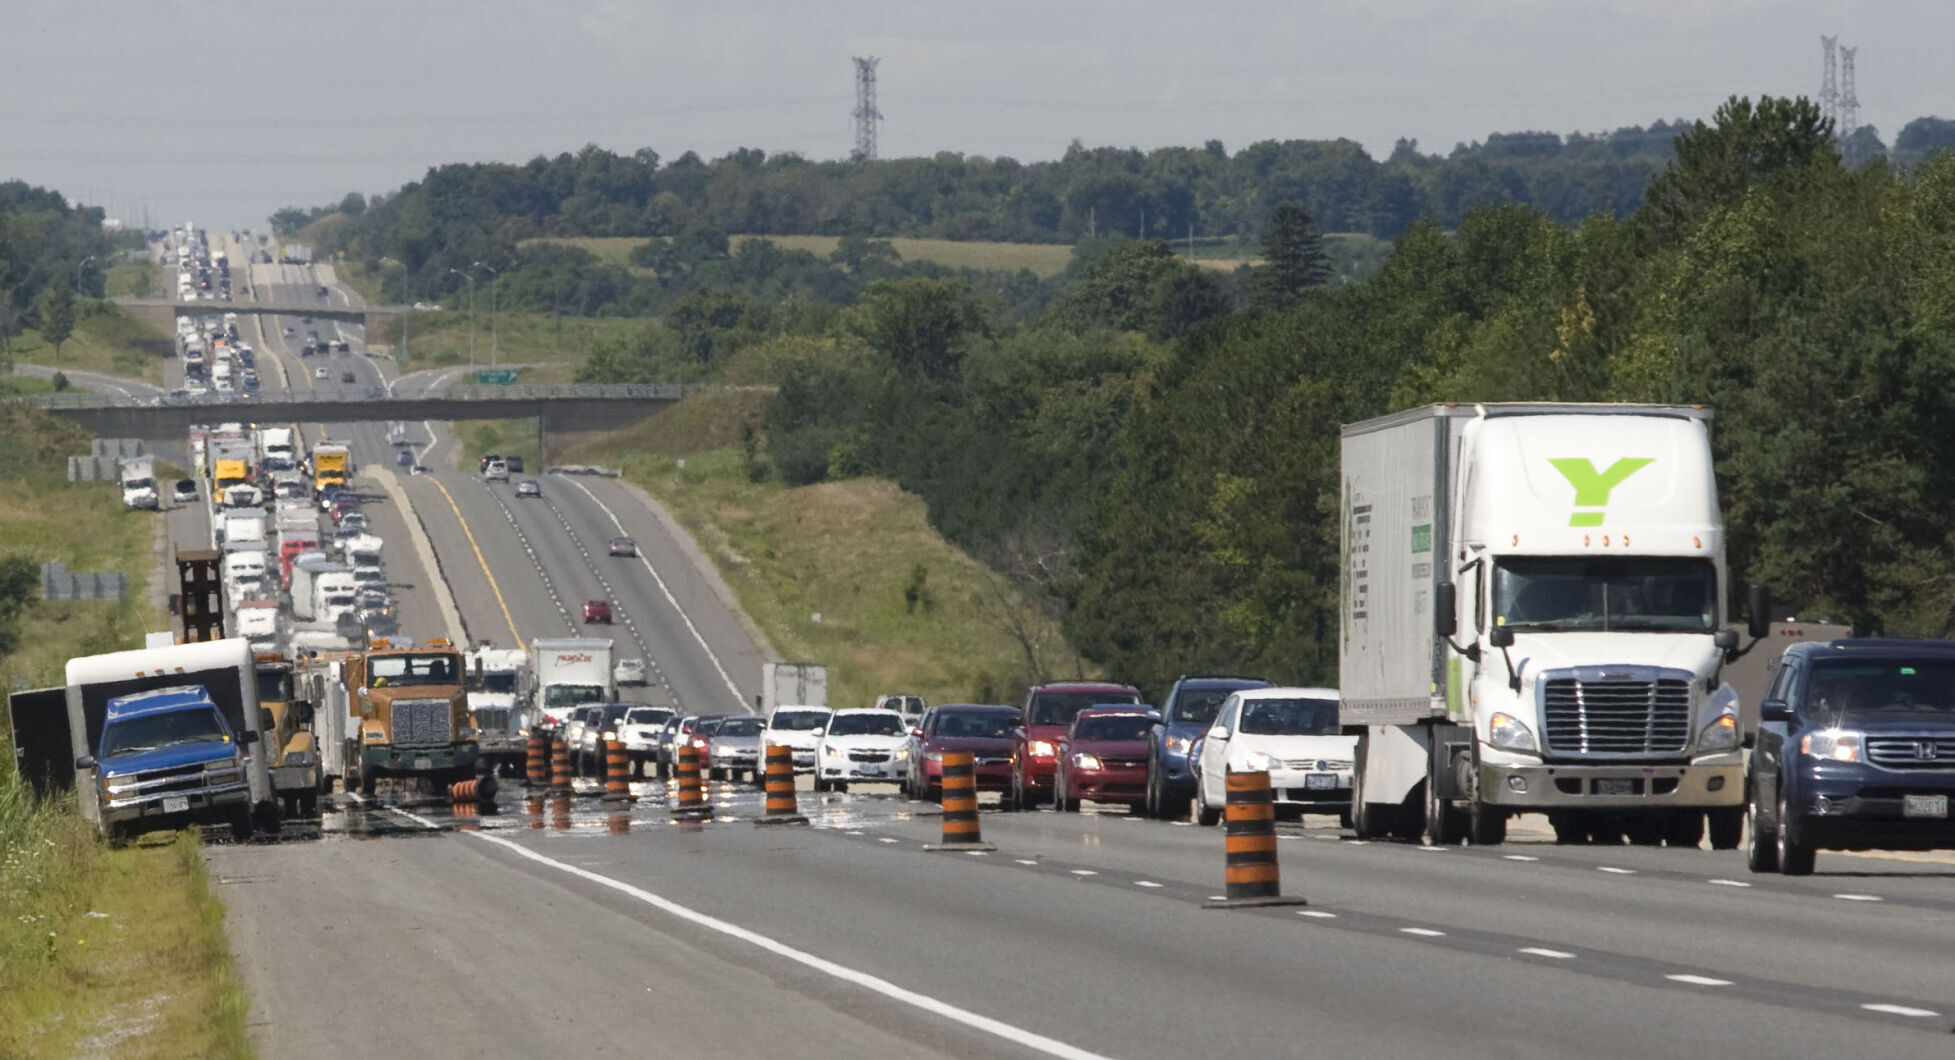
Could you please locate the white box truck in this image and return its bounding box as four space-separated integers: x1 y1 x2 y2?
530 638 614 730
119 455 159 511
762 662 827 713
1339 403 1768 848
289 556 345 622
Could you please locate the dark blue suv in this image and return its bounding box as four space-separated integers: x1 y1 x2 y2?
1143 676 1272 819
1747 639 1955 875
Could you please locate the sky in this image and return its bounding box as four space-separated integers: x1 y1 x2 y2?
1 0 1944 231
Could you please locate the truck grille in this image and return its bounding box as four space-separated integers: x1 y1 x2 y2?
473 707 511 733
1866 736 1955 769
393 698 453 748
1542 671 1691 757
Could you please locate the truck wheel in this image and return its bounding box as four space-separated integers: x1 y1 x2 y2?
1706 808 1743 851
832 781 848 795
230 804 256 842
1776 790 1816 876
1349 760 1389 838
1745 791 1779 873
813 778 829 793
1467 800 1506 846
1422 781 1465 846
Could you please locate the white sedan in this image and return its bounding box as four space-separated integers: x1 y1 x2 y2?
614 658 648 686
1192 687 1354 827
813 709 911 792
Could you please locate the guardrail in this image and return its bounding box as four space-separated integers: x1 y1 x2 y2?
13 383 700 411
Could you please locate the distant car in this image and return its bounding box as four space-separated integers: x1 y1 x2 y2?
316 286 328 298
1191 687 1352 827
478 454 501 473
1054 707 1159 814
171 479 199 504
607 536 636 557
302 316 314 325
619 706 676 777
905 704 1019 803
614 658 648 686
514 478 540 498
578 703 636 774
339 512 368 533
1012 681 1144 810
483 459 508 482
762 706 833 774
313 366 329 380
332 340 350 354
706 715 764 782
284 326 295 336
396 448 413 467
1146 676 1274 819
301 344 316 357
339 371 354 384
583 599 612 624
561 704 605 775
815 709 911 792
873 694 926 722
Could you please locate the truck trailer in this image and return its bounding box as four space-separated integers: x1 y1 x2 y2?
1338 403 1767 848
529 638 614 730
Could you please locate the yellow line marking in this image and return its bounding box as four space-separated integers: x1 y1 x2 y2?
424 475 522 646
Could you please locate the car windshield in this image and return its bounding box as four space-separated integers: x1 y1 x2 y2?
612 538 634 549
469 672 518 694
829 713 906 737
1238 698 1341 736
1493 558 1716 633
695 717 725 735
543 683 604 708
1805 660 1955 725
102 707 231 757
770 711 830 731
719 717 763 737
936 711 1016 738
602 705 632 726
1075 715 1153 741
1169 688 1244 725
1028 691 1139 726
627 708 673 726
368 652 459 685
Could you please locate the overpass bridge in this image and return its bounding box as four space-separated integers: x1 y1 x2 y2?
112 298 412 337
19 384 704 456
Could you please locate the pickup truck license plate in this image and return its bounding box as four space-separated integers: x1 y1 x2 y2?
162 796 189 814
1596 779 1636 796
414 756 432 771
1305 773 1337 790
1903 794 1948 818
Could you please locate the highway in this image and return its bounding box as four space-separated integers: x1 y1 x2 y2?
157 253 1955 1059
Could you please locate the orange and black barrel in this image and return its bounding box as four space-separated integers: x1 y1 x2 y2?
924 750 995 851
1204 769 1306 909
674 745 708 818
526 732 548 788
450 778 477 804
550 792 571 831
551 735 572 794
756 744 807 826
604 738 631 802
526 794 545 830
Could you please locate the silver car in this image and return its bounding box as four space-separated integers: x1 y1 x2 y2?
704 715 764 783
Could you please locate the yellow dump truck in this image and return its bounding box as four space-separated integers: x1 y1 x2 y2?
343 638 478 796
255 653 321 817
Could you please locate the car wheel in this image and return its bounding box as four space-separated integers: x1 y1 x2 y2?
1706 808 1743 851
1056 770 1078 813
1777 787 1816 876
1194 777 1222 827
813 778 829 793
1143 759 1161 819
709 767 726 781
1745 788 1779 873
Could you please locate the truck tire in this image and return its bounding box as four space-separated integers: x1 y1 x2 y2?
1349 758 1390 839
1776 789 1815 876
300 790 319 818
1423 780 1465 846
1745 790 1779 873
1706 808 1743 851
359 771 376 797
1467 799 1506 846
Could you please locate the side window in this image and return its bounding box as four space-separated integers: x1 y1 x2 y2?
1470 560 1486 633
1216 695 1240 731
1764 659 1793 702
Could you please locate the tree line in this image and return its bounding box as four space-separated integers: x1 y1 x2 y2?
0 182 121 358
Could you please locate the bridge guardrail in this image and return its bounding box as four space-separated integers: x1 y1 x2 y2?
10 383 701 411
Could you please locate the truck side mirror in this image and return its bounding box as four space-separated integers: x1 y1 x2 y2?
1758 698 1793 724
1747 584 1772 640
1712 629 1739 653
1434 582 1457 638
75 754 97 770
1487 625 1514 649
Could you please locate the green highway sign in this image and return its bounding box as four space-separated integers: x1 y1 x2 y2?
476 368 519 384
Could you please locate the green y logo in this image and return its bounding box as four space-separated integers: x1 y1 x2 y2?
1549 457 1652 527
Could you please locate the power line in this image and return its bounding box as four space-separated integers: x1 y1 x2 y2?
1819 35 1839 131
852 56 883 161
1839 45 1860 136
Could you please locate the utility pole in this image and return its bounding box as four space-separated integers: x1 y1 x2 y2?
473 261 499 367
448 267 476 371
1839 45 1860 139
851 56 882 161
1819 36 1839 132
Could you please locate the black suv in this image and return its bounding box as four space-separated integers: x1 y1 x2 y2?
1747 639 1955 875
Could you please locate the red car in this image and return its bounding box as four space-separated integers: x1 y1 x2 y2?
1054 707 1159 813
582 598 613 624
339 370 355 384
1011 681 1142 810
904 704 1019 803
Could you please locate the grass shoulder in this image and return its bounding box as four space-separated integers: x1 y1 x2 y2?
10 304 170 386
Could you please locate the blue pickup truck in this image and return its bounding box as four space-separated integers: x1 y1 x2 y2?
76 686 259 843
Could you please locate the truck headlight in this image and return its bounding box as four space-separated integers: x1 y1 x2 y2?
1697 714 1740 753
1074 753 1104 770
1801 729 1862 763
1488 712 1538 753
1240 750 1274 773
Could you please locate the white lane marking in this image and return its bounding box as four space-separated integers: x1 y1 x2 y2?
1502 854 1539 862
1296 910 1337 919
1069 869 1097 877
1207 895 1227 902
1413 845 1447 852
1133 881 1163 888
877 837 899 844
1344 840 1368 846
462 828 1111 1059
1015 859 1039 866
556 475 746 708
964 850 990 857
1707 879 1752 888
1596 866 1636 875
1861 1003 1940 1018
1664 974 1732 987
1834 893 1883 902
1519 947 1575 959
1400 927 1446 937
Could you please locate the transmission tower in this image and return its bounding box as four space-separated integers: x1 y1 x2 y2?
851 56 883 161
1839 45 1860 136
1819 35 1839 131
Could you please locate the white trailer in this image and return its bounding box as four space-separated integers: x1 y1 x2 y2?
530 638 614 729
1339 403 1768 848
762 662 827 713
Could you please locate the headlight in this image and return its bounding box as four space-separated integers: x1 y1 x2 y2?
1488 712 1537 753
282 750 314 766
1801 729 1862 763
1240 750 1274 773
822 745 843 758
1030 740 1056 757
692 738 708 749
712 744 734 757
1074 753 1103 770
1697 714 1739 753
1164 735 1192 755
457 727 480 741
601 731 616 741
894 747 909 760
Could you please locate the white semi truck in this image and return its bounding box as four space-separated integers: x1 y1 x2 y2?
119 455 158 511
530 638 614 731
1339 403 1767 848
467 647 532 772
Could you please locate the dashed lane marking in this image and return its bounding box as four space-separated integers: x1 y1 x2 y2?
1519 947 1576 959
1665 974 1733 987
1861 1003 1940 1018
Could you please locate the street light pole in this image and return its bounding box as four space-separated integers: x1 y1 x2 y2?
473 261 500 367
448 267 476 371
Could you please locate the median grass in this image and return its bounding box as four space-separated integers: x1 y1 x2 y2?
10 304 170 386
0 405 249 1058
572 390 1082 709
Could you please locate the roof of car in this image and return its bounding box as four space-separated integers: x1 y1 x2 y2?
1173 676 1274 691
832 707 905 716
1029 681 1140 693
934 703 1019 713
1236 686 1341 700
1787 638 1955 660
106 686 218 719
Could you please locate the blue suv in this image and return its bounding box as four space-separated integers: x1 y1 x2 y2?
1143 676 1272 819
1747 639 1955 875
